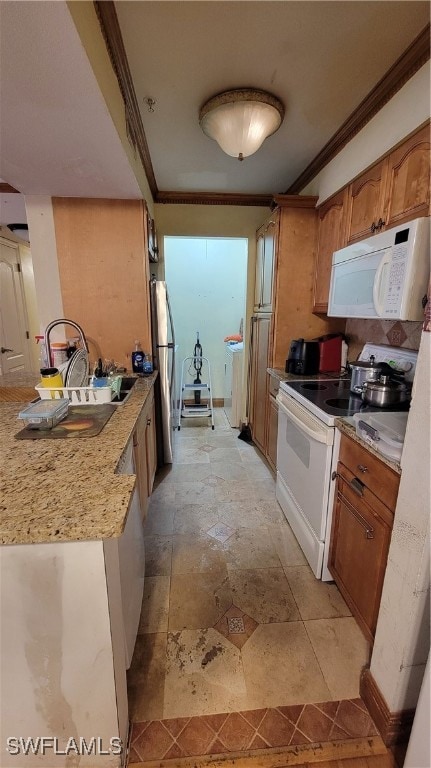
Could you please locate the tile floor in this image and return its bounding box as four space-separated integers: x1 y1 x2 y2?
127 409 371 761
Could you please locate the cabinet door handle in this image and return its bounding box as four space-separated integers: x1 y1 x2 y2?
147 418 151 426
357 464 368 473
371 222 377 233
349 477 365 496
377 218 386 230
338 492 375 539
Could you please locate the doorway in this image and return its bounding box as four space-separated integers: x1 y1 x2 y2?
0 238 31 373
163 236 247 404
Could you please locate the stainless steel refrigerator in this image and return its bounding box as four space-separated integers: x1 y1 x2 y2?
150 277 177 465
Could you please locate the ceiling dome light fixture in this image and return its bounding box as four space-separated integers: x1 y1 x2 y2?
199 88 284 161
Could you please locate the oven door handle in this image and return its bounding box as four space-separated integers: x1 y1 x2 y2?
277 394 333 445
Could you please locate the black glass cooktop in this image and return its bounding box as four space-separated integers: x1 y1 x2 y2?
285 377 409 419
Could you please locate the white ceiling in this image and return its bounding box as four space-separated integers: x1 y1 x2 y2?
0 0 429 224
0 0 141 207
115 0 430 194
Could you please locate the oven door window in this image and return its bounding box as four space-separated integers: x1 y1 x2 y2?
286 419 310 468
277 404 333 540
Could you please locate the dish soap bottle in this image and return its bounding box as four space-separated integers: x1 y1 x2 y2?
143 353 153 375
131 340 144 373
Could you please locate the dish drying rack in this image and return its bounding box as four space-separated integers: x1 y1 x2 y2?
39 318 112 404
36 384 113 405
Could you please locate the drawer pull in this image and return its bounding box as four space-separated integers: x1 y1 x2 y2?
357 464 368 473
350 477 365 496
338 493 375 539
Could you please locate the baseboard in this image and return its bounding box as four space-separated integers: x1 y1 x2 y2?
360 668 415 746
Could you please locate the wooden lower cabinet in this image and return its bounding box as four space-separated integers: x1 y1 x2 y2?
133 388 157 520
249 314 272 454
266 393 279 472
328 434 399 643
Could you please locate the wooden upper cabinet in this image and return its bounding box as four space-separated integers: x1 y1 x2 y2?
344 123 430 245
313 188 348 313
254 213 278 312
384 123 431 229
254 225 265 310
345 159 389 244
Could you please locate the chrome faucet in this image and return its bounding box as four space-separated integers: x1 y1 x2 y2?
44 318 89 367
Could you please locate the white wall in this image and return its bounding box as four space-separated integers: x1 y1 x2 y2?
164 237 247 400
301 63 430 203
25 196 64 338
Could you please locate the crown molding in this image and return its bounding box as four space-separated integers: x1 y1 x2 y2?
0 183 20 194
94 1 158 199
156 191 273 207
287 24 431 194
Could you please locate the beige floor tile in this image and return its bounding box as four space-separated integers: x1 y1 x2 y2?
305 617 370 700
173 503 220 535
166 463 213 483
219 499 284 529
127 633 167 721
214 480 259 503
208 447 244 463
145 535 173 577
223 526 281 570
163 628 248 718
218 500 266 530
138 575 170 633
144 500 176 535
206 461 250 484
229 568 300 624
241 622 332 708
169 565 232 630
285 566 351 620
173 446 211 464
267 523 308 567
253 478 277 499
172 533 226 574
244 462 274 481
174 481 216 506
238 444 266 463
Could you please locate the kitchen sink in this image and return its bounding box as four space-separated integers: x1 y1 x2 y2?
110 376 138 405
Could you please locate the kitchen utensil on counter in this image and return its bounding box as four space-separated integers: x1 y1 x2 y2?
286 338 320 375
40 367 64 394
64 349 90 387
361 375 410 407
15 404 116 439
314 333 343 373
349 356 384 393
18 398 69 429
352 412 408 461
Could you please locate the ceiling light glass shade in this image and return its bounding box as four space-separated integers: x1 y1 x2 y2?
199 89 284 160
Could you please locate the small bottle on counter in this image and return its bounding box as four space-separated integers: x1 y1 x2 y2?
143 354 153 374
131 341 144 373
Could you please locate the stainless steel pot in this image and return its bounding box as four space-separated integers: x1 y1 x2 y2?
361 375 410 407
349 356 383 394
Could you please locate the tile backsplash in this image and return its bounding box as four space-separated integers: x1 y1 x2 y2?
346 319 423 361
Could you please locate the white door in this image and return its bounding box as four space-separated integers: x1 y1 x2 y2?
0 240 31 373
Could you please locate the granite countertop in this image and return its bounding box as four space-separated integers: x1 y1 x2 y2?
0 373 157 546
335 417 402 475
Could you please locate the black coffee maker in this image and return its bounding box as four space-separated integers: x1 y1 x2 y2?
286 338 320 375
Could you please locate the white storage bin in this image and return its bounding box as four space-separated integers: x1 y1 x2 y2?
352 412 408 461
36 385 112 405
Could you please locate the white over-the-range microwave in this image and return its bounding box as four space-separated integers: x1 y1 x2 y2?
328 216 430 320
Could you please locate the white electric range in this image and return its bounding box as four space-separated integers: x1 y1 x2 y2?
275 344 417 580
